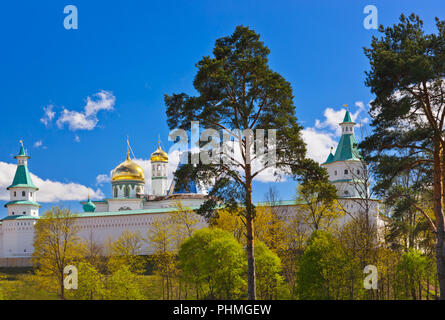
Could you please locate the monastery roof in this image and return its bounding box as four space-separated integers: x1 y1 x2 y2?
0 199 380 221
75 206 202 218
4 200 41 208
1 215 39 221
7 165 38 190
323 110 361 164
343 110 353 123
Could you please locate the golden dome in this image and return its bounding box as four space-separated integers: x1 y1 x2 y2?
112 151 145 182
150 143 168 163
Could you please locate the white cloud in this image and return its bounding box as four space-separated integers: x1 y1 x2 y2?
40 105 55 127
0 162 104 203
95 174 111 186
301 127 337 164
33 140 43 148
74 135 80 143
56 90 115 131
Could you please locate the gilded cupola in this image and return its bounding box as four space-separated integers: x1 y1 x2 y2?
150 142 168 163
111 149 145 182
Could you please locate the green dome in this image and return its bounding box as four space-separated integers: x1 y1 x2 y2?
83 198 96 212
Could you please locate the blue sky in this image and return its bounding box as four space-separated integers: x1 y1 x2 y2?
0 0 443 215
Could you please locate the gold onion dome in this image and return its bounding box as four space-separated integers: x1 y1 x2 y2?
111 150 145 182
150 143 168 163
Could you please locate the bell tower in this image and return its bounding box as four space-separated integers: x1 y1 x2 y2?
150 140 168 196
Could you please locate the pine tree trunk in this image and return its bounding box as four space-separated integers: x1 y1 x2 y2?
433 139 445 299
245 166 257 300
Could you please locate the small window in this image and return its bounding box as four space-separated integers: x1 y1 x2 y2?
30 192 32 197
357 170 360 175
114 187 118 198
124 186 130 198
14 191 16 197
344 190 349 195
23 211 26 215
12 212 15 215
344 169 348 175
22 191 25 197
334 170 337 176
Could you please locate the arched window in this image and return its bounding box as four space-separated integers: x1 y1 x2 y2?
14 191 16 197
344 190 349 195
136 187 141 194
334 170 337 176
124 186 130 198
114 187 118 198
22 191 25 197
357 170 360 175
344 169 348 175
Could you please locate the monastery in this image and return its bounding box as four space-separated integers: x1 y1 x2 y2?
0 110 383 266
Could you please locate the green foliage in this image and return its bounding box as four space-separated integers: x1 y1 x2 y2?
0 274 6 300
69 261 105 300
178 228 246 299
395 249 431 299
32 207 84 299
105 265 145 300
106 230 146 274
296 180 343 231
0 273 58 300
296 231 347 300
254 241 284 300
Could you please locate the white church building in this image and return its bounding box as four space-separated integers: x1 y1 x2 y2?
0 110 383 266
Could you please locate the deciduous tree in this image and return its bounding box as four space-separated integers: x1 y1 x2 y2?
32 207 84 299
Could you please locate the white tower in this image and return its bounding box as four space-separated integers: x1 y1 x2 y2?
5 141 40 217
150 141 168 196
321 110 364 198
1 141 40 259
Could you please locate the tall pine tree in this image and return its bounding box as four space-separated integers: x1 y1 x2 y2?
165 26 324 299
361 14 445 298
